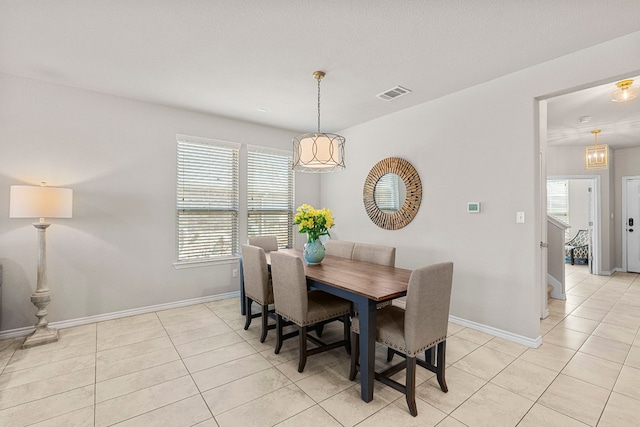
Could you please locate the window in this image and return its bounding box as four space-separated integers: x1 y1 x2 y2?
547 179 569 237
247 146 294 248
176 137 239 261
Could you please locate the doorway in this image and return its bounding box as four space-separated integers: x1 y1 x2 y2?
622 176 640 273
547 177 600 275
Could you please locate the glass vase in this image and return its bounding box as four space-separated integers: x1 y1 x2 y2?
303 238 326 265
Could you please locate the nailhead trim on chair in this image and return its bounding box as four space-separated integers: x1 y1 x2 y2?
275 309 351 327
379 335 446 357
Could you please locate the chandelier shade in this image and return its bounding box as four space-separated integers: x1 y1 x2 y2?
292 71 346 173
585 129 608 170
611 79 638 102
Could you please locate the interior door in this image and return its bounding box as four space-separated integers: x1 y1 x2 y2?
626 178 640 273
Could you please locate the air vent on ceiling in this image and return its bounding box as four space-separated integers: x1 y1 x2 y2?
376 85 412 101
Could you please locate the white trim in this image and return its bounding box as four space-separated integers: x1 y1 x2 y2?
393 299 541 348
173 256 239 269
176 133 241 149
448 315 542 348
0 291 240 341
546 274 566 300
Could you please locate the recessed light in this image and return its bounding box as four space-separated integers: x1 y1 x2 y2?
578 115 591 124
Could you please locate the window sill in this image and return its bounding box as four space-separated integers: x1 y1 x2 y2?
173 256 239 269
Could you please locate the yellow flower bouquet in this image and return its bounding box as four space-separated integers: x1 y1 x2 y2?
294 204 335 243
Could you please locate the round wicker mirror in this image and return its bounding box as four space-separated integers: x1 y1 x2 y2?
363 157 422 230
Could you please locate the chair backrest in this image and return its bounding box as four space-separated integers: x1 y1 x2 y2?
404 262 454 354
270 252 308 324
248 235 279 252
352 243 396 267
571 230 589 246
241 244 270 303
324 240 356 259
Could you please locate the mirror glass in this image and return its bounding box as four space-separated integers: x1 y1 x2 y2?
363 157 422 230
374 173 407 213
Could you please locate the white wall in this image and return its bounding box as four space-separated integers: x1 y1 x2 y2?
322 31 640 341
0 73 319 332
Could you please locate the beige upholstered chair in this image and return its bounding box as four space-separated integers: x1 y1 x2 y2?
241 244 275 343
324 239 355 259
353 242 396 308
248 235 279 252
270 251 352 372
352 243 396 267
349 262 454 417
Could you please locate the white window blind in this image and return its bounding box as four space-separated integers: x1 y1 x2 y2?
177 138 239 261
247 147 294 249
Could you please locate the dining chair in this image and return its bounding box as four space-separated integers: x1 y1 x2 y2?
352 242 396 267
349 261 454 417
241 244 275 343
352 242 396 308
324 239 355 259
248 235 279 252
270 251 352 372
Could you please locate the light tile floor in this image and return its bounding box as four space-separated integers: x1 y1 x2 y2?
1 264 639 426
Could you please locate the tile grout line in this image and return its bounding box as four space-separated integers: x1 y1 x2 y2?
164 304 217 425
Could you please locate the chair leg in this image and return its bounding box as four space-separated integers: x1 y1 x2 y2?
275 314 284 354
315 322 324 337
349 330 359 381
243 297 253 330
260 304 269 343
436 341 448 393
343 315 351 355
406 356 418 417
387 347 394 362
298 326 308 373
425 347 435 365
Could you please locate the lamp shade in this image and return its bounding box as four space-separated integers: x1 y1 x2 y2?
9 185 73 219
293 132 346 172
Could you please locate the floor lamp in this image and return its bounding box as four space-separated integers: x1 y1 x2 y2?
9 184 73 349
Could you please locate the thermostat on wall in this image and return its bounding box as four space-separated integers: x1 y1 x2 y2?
467 202 481 213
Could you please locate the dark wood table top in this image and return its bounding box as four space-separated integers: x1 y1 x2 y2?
267 248 410 301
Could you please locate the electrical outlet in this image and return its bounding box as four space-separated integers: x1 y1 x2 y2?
232 269 238 278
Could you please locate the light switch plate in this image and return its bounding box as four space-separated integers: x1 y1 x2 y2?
516 211 525 223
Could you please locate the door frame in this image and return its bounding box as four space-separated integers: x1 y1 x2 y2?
547 175 602 276
622 176 640 272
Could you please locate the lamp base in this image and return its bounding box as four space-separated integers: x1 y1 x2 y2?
21 327 59 349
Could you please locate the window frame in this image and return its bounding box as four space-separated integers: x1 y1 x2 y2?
246 145 295 249
175 135 240 265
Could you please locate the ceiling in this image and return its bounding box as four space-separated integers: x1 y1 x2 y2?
2 1 640 142
547 75 640 150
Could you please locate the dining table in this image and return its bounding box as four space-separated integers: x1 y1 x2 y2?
241 248 411 403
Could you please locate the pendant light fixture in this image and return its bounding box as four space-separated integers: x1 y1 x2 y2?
292 71 346 172
611 79 638 102
585 129 608 170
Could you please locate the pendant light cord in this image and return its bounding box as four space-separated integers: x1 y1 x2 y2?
317 77 321 133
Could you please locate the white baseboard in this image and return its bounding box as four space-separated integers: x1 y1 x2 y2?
0 291 240 341
448 315 542 348
546 274 566 300
393 300 541 348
